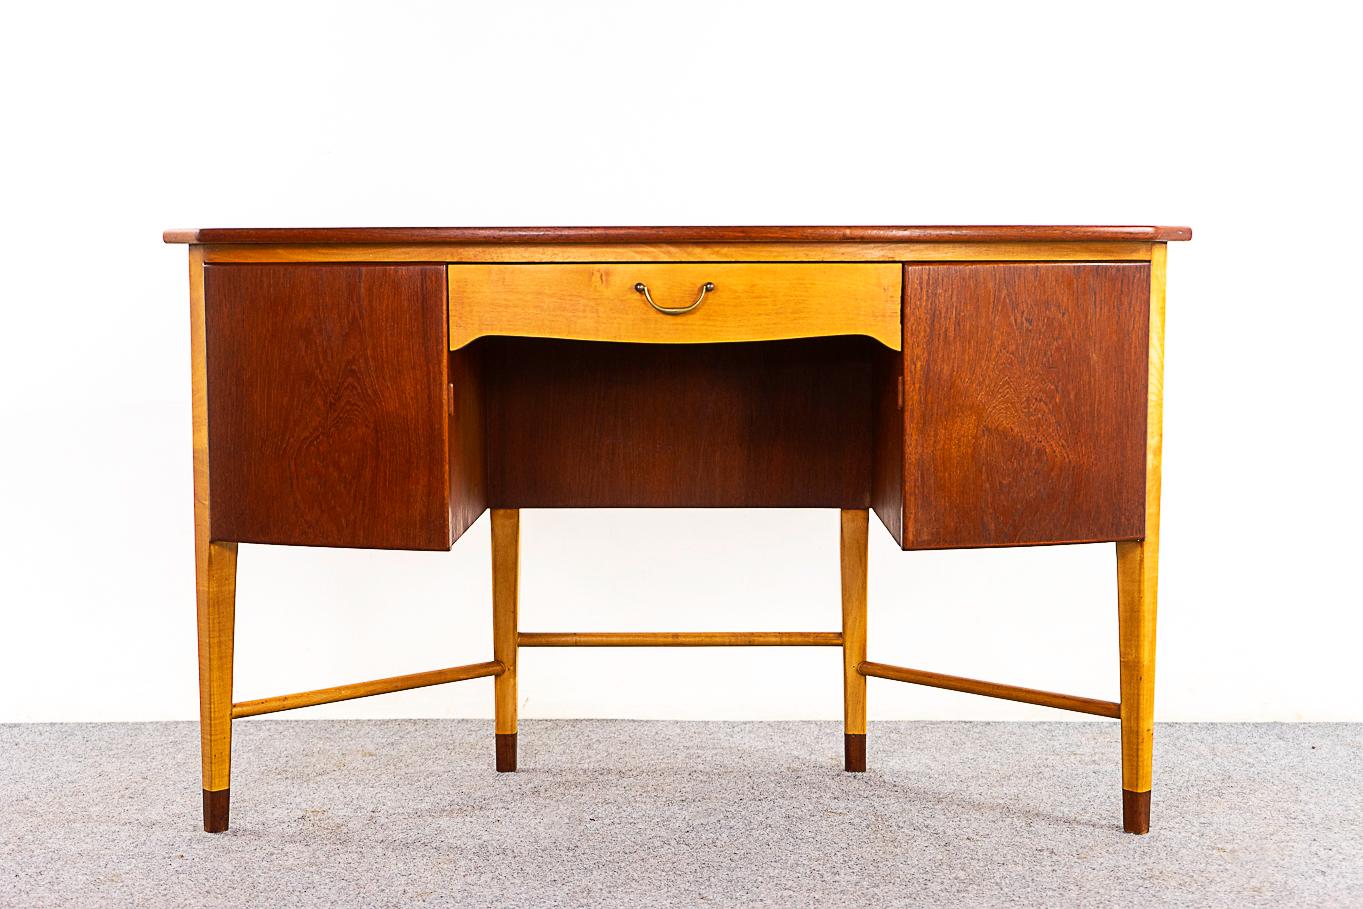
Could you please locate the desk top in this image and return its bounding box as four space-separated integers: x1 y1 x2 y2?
163 225 1192 245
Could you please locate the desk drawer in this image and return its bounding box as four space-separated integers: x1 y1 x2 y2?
448 263 902 350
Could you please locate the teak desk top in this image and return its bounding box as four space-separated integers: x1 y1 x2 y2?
169 224 1188 836
165 225 1192 244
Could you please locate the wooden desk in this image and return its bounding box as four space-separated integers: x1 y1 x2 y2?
165 225 1190 835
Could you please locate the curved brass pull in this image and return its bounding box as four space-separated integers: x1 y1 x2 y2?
634 281 715 315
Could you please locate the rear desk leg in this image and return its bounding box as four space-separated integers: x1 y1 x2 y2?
492 508 520 771
841 509 868 771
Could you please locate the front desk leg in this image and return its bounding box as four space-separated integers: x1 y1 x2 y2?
189 245 238 832
840 509 868 771
196 540 237 832
1116 539 1158 833
492 508 520 771
1117 241 1166 834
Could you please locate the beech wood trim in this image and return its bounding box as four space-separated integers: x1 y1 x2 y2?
231 660 503 718
840 510 869 747
190 243 237 828
518 632 843 647
492 509 519 740
167 226 1192 244
1116 241 1167 815
201 241 1154 265
858 661 1120 718
449 263 902 350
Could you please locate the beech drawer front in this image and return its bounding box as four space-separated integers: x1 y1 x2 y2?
449 263 902 350
900 262 1150 549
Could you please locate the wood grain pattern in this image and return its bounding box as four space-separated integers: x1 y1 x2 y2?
448 263 902 350
482 337 874 508
449 346 488 540
201 240 1155 265
859 661 1120 718
1117 243 1167 834
870 346 905 542
189 245 237 832
518 632 842 646
841 509 869 771
166 225 1192 244
195 543 237 779
900 263 1150 549
231 660 502 718
203 264 454 550
492 509 519 771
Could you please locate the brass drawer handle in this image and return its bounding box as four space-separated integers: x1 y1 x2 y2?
634 281 714 315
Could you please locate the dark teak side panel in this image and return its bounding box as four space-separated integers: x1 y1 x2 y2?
901 263 1149 549
483 337 874 508
204 264 454 550
449 346 488 540
870 346 905 544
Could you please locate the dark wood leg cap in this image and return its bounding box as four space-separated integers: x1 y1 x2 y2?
202 788 230 833
496 732 517 772
1123 788 1151 834
844 733 866 772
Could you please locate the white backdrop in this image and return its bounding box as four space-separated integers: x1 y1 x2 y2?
2 1 1359 724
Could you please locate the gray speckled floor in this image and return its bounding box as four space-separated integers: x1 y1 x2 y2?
1 721 1359 908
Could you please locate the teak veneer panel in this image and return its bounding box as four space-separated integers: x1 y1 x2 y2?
449 263 902 349
898 262 1150 549
481 337 874 508
204 264 457 550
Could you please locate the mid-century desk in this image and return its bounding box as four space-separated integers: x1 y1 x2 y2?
165 225 1190 835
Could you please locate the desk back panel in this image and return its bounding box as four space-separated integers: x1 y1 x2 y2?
895 262 1150 549
481 337 875 508
203 264 461 550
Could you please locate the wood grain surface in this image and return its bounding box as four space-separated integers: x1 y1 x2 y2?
231 660 502 718
900 263 1150 548
448 262 901 349
202 240 1155 265
840 509 869 767
481 337 874 508
448 346 488 541
166 225 1192 244
870 346 905 542
859 660 1120 718
492 508 519 772
1117 243 1168 833
189 245 237 832
517 632 843 647
204 264 453 550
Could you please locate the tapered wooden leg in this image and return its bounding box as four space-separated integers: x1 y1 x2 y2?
1117 539 1157 834
189 244 238 832
840 509 868 772
1116 243 1167 834
196 540 238 832
492 508 520 772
